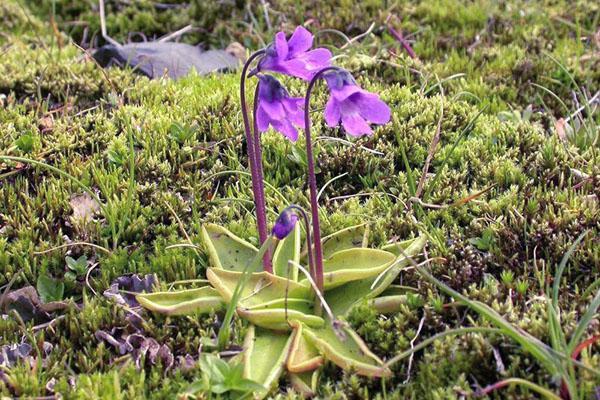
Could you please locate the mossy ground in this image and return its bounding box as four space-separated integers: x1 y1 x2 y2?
1 0 598 399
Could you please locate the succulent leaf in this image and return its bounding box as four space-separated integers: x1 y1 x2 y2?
289 370 319 397
273 223 301 281
238 307 324 331
300 248 396 290
136 286 223 315
201 224 258 271
207 268 312 306
368 294 407 314
320 223 368 258
242 325 292 398
287 320 324 373
326 235 426 316
302 320 391 377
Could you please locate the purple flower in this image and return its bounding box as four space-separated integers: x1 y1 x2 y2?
258 26 332 80
272 207 299 240
323 70 391 136
256 74 304 141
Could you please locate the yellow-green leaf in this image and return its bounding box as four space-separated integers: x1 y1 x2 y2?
207 268 312 306
301 248 395 290
201 224 258 271
273 224 301 281
237 307 324 331
381 236 424 257
368 295 406 314
136 287 223 315
289 370 319 397
287 320 323 373
242 325 292 397
370 235 427 295
326 235 426 316
320 224 368 258
303 321 391 377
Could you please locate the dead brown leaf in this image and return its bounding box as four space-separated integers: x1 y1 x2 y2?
69 193 100 223
38 115 54 133
555 118 567 141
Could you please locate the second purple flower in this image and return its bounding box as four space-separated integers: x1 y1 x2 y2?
256 74 305 142
323 70 391 137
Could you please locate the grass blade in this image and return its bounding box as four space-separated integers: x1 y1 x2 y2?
553 231 588 309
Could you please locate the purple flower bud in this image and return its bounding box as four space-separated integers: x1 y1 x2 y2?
323 69 391 137
256 74 305 141
257 26 332 81
272 207 299 240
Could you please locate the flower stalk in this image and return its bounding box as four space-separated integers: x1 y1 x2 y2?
252 80 272 270
286 205 315 280
240 49 271 272
303 66 343 293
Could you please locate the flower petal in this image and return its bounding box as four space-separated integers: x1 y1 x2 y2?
259 27 331 80
287 26 313 56
283 97 305 128
256 106 271 132
299 48 332 72
341 113 373 136
272 119 299 142
324 97 341 127
274 32 289 59
260 99 286 120
328 84 363 101
279 59 314 80
353 93 391 125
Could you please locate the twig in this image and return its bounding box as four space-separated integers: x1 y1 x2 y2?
317 172 348 201
403 314 426 384
163 200 200 257
72 42 119 96
564 90 599 123
316 136 385 155
32 315 66 332
0 274 20 309
34 242 111 255
409 196 447 210
259 0 272 32
98 0 120 47
492 346 506 374
165 243 201 250
85 262 100 297
414 91 444 200
340 22 376 49
158 25 195 43
290 261 335 323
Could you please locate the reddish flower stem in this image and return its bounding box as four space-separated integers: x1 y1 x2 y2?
304 66 343 294
388 25 417 60
288 205 315 280
252 82 272 270
240 49 271 272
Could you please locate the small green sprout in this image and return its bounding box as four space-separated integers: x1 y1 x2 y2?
500 270 515 287
36 274 64 303
515 279 529 296
65 255 89 280
184 354 264 399
14 133 34 153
